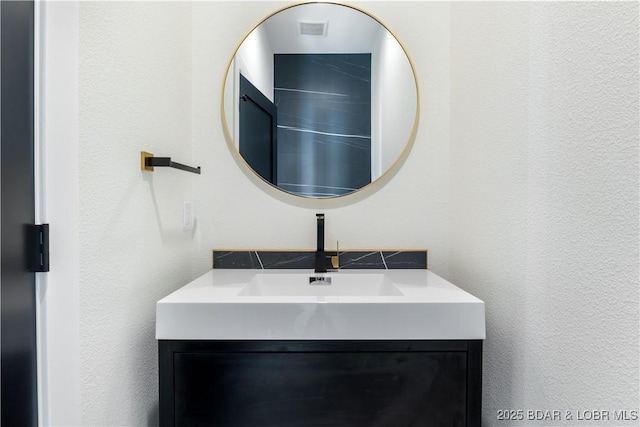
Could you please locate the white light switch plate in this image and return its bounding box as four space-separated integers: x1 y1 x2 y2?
183 202 193 230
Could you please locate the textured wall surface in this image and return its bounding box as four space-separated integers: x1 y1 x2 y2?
65 1 638 425
450 2 639 425
73 2 451 425
78 3 196 425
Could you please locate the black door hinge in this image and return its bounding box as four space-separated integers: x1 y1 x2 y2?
29 224 50 272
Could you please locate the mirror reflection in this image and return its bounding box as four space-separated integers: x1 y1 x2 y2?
223 2 418 198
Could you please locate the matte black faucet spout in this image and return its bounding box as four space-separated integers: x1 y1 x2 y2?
315 213 327 273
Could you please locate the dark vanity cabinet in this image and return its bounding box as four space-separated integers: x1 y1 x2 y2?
159 340 482 427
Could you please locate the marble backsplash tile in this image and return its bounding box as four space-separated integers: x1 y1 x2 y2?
213 250 427 270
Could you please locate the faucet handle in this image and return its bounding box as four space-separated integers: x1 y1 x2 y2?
331 255 339 269
331 241 340 269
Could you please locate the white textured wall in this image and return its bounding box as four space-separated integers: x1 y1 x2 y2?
450 2 639 425
191 1 452 274
78 3 197 425
60 2 638 425
70 2 451 425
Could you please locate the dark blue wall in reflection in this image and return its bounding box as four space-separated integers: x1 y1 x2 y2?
274 54 371 197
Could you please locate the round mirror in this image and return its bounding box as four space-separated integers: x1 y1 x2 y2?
222 2 419 198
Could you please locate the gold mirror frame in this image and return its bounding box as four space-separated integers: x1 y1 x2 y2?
221 1 420 200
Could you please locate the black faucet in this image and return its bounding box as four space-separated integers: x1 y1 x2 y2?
315 213 327 273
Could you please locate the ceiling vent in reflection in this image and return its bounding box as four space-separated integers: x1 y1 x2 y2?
298 20 328 37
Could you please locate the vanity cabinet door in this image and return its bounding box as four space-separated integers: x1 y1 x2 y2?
160 340 482 427
174 351 466 427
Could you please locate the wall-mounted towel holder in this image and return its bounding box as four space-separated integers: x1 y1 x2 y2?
141 151 201 175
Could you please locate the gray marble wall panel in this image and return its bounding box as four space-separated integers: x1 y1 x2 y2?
274 54 372 197
213 250 427 270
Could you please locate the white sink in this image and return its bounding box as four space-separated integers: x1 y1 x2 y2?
156 269 485 340
238 272 404 297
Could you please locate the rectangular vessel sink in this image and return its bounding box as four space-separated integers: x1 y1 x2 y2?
239 272 404 297
156 269 485 341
